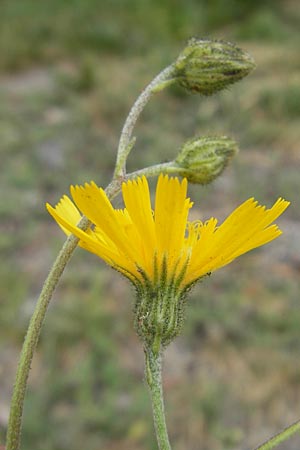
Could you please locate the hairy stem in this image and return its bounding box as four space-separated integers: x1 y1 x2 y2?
6 62 177 450
6 218 89 450
127 162 175 180
5 182 123 450
114 64 176 178
145 349 172 450
254 420 300 450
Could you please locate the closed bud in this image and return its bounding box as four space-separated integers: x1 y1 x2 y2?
175 135 238 184
174 38 256 95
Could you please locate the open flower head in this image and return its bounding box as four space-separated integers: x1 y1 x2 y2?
47 175 289 349
47 174 289 291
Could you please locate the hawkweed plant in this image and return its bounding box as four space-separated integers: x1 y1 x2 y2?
5 39 298 450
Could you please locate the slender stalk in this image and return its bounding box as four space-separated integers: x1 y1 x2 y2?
5 62 177 449
5 183 123 450
254 420 300 450
145 349 172 450
127 162 175 180
5 166 167 450
114 64 176 178
6 61 176 450
6 217 88 450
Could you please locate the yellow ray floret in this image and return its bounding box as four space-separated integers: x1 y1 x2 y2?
46 174 289 289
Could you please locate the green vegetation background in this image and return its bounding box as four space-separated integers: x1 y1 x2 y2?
0 1 300 449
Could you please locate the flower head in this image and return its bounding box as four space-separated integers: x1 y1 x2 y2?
47 175 289 349
47 174 289 290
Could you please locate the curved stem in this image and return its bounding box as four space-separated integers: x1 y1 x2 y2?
145 349 172 450
5 183 122 450
6 160 182 450
6 65 178 450
6 218 88 450
126 162 175 180
254 420 300 450
114 64 176 179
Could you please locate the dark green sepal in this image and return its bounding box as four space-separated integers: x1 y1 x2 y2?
175 135 238 184
134 279 188 354
115 260 211 353
174 38 256 96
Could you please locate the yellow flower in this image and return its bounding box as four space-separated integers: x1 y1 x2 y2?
46 174 289 291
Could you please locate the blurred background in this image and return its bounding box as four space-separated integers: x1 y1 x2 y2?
0 0 300 449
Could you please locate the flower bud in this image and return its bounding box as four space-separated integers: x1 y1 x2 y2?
174 38 256 95
175 135 238 184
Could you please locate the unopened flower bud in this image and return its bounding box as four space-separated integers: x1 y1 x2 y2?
175 136 238 184
174 38 255 95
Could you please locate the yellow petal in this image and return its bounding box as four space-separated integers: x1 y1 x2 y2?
154 174 192 271
70 181 142 265
47 176 290 289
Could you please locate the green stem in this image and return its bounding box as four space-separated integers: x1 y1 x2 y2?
6 65 178 450
114 64 176 179
6 218 88 450
6 58 178 450
145 349 172 450
254 420 300 450
5 182 123 450
127 162 175 180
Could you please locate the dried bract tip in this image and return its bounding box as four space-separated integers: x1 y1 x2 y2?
174 38 256 95
175 135 238 184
